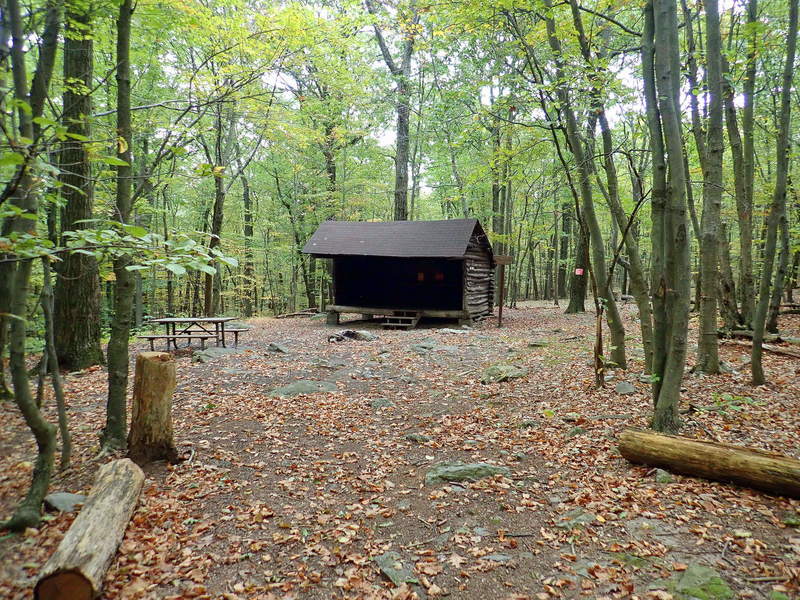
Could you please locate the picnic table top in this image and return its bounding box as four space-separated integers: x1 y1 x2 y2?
149 316 237 324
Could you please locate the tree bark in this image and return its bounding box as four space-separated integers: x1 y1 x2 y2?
41 259 71 470
242 175 255 317
751 0 797 385
717 222 741 330
127 352 178 465
53 4 103 371
738 0 758 327
35 459 145 600
102 0 134 451
765 214 790 333
645 0 691 433
619 429 800 498
696 0 724 373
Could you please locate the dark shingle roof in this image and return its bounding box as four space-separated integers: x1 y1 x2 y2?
302 219 487 258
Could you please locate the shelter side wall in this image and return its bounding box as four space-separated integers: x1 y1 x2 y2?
464 236 494 320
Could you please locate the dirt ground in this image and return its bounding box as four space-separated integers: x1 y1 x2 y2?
1 303 799 600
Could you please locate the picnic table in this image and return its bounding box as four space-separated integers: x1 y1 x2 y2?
140 316 242 351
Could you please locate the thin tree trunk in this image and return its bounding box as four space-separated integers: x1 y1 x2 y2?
739 0 758 327
1 0 61 531
718 222 740 330
751 0 797 385
102 0 134 451
542 2 626 368
41 259 71 470
365 0 417 221
242 176 255 317
766 210 790 333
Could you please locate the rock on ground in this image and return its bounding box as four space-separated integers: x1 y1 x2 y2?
373 551 418 586
44 492 86 512
481 364 528 384
425 462 510 485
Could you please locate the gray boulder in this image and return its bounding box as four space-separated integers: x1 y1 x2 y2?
44 492 86 512
655 468 673 484
481 364 528 384
615 381 636 395
270 380 336 397
192 347 238 363
425 461 510 485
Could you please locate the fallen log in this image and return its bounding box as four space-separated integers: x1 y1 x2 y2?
718 329 784 343
35 459 145 600
618 429 800 498
720 338 800 359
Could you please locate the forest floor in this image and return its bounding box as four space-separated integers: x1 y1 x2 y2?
1 302 799 600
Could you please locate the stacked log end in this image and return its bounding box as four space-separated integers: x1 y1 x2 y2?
464 233 494 320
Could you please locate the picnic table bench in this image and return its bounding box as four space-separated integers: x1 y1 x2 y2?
138 317 248 351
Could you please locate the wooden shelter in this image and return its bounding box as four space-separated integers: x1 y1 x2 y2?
303 219 496 328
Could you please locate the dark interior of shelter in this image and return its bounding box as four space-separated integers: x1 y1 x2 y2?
333 256 463 311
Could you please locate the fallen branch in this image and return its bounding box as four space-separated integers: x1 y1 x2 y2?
618 429 800 498
274 308 317 319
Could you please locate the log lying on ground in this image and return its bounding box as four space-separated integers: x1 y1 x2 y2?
721 338 800 359
618 428 800 498
127 352 178 465
35 459 145 600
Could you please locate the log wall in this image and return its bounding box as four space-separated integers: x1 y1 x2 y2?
464 233 494 320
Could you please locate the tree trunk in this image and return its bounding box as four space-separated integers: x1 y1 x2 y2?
53 4 103 371
127 352 178 465
738 0 758 327
619 429 800 498
542 2 626 368
366 0 417 221
718 222 741 330
35 459 145 600
242 175 255 317
565 217 588 313
557 202 569 298
696 0 724 373
41 259 71 470
765 209 790 333
204 173 225 316
751 0 797 385
1 0 61 532
102 0 134 451
645 0 691 433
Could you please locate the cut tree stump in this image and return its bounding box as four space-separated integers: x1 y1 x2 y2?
619 429 800 498
127 352 178 465
35 459 145 600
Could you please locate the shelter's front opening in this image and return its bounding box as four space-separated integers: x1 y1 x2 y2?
334 256 463 311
